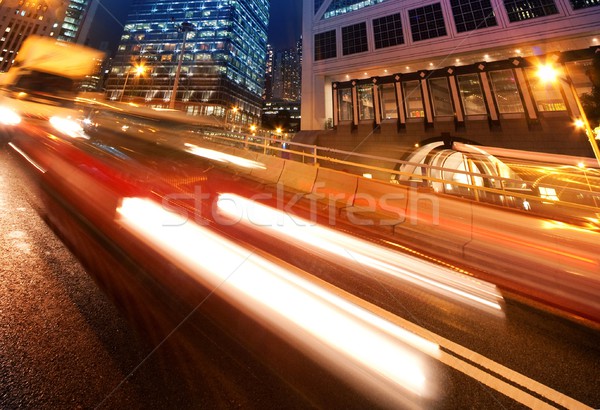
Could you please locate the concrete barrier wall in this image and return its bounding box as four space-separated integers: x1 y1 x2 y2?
465 205 600 319
277 160 319 194
395 190 473 255
279 157 598 319
250 152 286 184
196 144 600 320
222 146 260 175
305 167 359 209
341 178 409 227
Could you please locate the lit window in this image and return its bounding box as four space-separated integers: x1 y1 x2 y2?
539 186 559 201
324 0 387 19
429 78 454 116
450 0 497 33
357 84 374 120
569 0 600 8
338 88 353 121
503 0 559 22
489 70 524 113
402 80 424 118
526 68 566 112
379 83 398 119
457 74 487 115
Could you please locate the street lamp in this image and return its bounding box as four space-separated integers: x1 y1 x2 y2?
120 65 145 102
225 106 238 130
169 21 195 110
537 63 600 167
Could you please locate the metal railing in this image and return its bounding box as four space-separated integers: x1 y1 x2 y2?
191 128 600 226
76 100 600 229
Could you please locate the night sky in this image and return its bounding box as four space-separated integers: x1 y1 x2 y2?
86 0 303 57
268 0 303 50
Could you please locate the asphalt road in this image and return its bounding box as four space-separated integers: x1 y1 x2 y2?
0 136 348 409
2 128 600 409
0 144 200 409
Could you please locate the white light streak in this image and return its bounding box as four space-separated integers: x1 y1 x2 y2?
116 197 436 401
0 106 22 125
217 193 504 312
184 143 265 169
8 142 46 173
49 116 89 139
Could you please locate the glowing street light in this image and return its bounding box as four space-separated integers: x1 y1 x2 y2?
537 63 600 167
120 64 145 102
169 21 195 110
225 106 238 129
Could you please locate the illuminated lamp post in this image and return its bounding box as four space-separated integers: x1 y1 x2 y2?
537 64 600 167
169 21 195 110
225 106 238 130
120 65 145 102
243 124 257 150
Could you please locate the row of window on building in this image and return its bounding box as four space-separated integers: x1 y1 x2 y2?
315 0 600 61
334 60 591 123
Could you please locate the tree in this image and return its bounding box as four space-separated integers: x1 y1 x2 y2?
581 50 600 129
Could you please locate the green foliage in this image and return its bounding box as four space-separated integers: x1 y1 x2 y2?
581 51 600 128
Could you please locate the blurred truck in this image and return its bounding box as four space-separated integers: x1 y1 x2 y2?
0 35 104 122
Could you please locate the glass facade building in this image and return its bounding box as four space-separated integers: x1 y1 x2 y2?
57 0 90 43
106 0 269 124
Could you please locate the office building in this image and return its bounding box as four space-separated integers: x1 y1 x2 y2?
263 43 274 100
57 0 90 43
0 1 68 72
105 0 270 126
301 0 600 161
272 41 302 101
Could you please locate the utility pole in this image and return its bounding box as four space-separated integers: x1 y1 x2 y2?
169 21 195 110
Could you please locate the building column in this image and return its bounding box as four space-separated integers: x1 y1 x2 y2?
478 69 500 128
301 73 327 130
351 80 359 128
558 64 582 119
394 74 406 132
372 77 381 126
332 83 339 128
419 71 434 127
447 69 465 130
513 63 539 127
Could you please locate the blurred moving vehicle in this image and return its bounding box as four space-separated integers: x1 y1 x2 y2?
0 36 103 122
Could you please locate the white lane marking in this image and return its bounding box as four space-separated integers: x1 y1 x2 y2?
435 333 592 410
338 283 593 409
439 351 557 409
8 142 47 173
